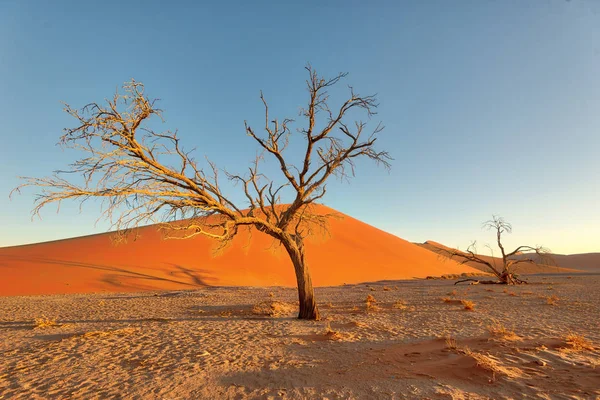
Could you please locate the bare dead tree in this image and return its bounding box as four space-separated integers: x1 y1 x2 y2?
433 216 552 285
12 65 391 320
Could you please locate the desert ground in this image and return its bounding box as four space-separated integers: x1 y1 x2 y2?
1 274 598 399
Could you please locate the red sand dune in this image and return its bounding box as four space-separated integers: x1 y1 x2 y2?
417 241 583 275
0 206 478 296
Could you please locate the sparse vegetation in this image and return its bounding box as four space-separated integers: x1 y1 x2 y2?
432 217 552 285
445 337 458 351
323 322 342 340
34 317 59 329
365 294 379 312
392 300 408 310
252 301 296 317
563 333 594 352
546 295 559 306
487 320 521 341
461 300 475 310
462 347 523 381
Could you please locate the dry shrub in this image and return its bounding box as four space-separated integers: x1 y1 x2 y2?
268 292 274 298
485 288 494 292
323 322 343 340
34 317 59 329
461 300 475 310
445 337 458 351
462 347 523 381
563 333 594 352
487 320 521 341
546 295 559 306
366 294 376 304
447 290 457 297
365 294 379 311
383 286 391 291
392 300 407 310
507 292 518 297
252 301 296 317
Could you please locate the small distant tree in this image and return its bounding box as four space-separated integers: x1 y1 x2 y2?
12 65 391 320
436 216 552 284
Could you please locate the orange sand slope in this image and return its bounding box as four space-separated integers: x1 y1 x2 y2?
0 206 478 296
417 241 583 275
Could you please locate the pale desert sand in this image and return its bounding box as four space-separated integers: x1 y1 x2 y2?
1 275 599 399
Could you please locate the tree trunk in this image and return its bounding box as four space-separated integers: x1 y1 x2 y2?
281 235 320 320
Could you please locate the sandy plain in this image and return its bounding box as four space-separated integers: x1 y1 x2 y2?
1 275 598 399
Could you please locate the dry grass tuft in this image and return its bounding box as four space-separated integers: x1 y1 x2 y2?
324 322 343 340
462 347 523 381
487 320 521 341
34 317 60 329
445 337 458 351
447 290 457 297
365 294 379 312
546 295 559 306
383 286 392 291
252 301 296 317
392 300 407 310
562 333 595 352
461 300 475 310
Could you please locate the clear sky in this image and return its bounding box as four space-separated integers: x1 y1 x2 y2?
1 0 599 255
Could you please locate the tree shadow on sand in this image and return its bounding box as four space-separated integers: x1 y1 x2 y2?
0 254 218 292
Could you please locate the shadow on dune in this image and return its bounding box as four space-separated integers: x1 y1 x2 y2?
0 254 217 292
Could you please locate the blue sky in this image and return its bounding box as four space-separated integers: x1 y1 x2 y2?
1 0 599 254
